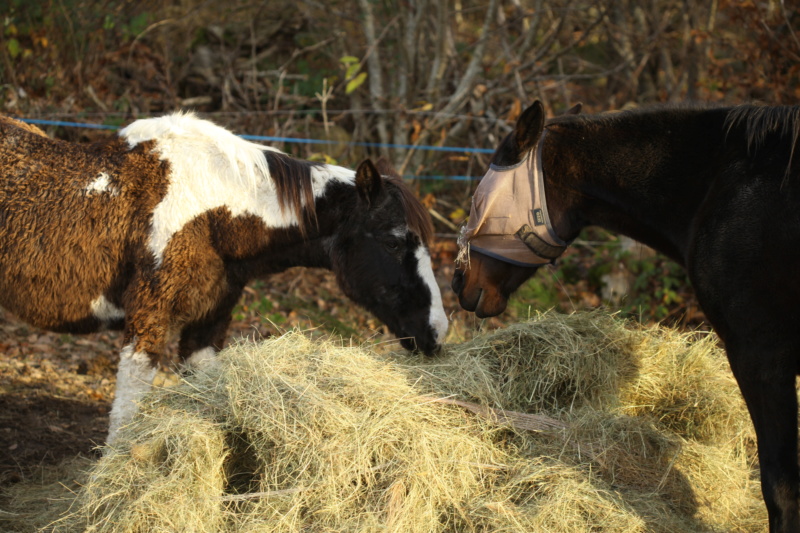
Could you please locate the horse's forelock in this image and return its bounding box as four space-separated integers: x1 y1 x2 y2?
386 176 434 247
371 157 434 247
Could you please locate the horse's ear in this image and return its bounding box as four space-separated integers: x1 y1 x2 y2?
355 158 384 207
373 156 400 179
515 101 546 154
564 103 582 115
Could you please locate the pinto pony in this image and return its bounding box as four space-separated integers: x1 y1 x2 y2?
0 112 447 444
452 101 800 532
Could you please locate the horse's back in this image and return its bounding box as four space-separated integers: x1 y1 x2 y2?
0 119 168 332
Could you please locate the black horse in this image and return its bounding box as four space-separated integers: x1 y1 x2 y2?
452 100 800 532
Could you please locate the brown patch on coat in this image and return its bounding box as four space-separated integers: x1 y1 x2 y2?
0 116 168 332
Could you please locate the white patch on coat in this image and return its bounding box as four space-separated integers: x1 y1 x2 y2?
414 246 449 344
107 343 157 445
120 112 355 266
182 346 217 371
84 172 119 196
90 295 125 322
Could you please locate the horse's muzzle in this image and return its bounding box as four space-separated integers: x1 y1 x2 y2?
400 335 442 356
451 267 482 313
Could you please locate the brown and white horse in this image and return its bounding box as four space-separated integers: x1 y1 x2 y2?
0 112 448 444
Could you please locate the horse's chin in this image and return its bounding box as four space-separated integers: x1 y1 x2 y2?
452 270 508 318
380 315 441 356
474 288 509 318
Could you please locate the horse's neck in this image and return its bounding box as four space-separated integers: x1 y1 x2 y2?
548 110 730 263
217 164 356 274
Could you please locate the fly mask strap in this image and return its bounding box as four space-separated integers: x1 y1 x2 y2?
516 225 567 261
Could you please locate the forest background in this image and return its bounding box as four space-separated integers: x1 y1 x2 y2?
2 0 799 334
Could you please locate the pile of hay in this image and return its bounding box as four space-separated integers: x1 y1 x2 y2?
4 311 766 532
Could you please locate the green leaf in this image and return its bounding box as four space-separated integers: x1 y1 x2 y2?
340 55 359 65
7 38 20 59
346 72 367 94
345 63 360 80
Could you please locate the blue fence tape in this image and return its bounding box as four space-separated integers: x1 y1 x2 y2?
20 118 494 154
19 118 486 181
22 118 120 131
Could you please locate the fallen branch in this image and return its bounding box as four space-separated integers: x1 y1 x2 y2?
426 396 568 433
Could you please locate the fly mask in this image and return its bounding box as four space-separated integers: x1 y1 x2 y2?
460 131 569 267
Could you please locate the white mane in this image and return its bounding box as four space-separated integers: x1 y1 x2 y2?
120 111 279 192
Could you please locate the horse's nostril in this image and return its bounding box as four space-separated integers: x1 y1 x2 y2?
451 270 464 294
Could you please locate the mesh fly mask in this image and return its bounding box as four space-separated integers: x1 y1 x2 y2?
460 131 568 267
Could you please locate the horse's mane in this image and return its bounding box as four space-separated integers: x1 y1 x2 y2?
724 104 800 158
548 103 800 176
264 151 320 233
375 158 434 247
545 102 719 130
547 102 800 154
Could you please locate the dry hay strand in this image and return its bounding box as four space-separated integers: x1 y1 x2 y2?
407 310 640 414
6 311 765 532
617 330 753 444
0 457 93 533
399 310 762 532
50 333 531 532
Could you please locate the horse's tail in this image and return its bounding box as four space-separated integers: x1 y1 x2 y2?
0 115 47 137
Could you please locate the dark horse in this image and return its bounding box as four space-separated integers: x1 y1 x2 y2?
452 100 800 532
0 112 447 444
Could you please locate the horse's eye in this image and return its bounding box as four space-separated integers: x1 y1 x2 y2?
385 240 402 252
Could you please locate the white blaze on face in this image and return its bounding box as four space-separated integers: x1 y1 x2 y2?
107 343 157 445
119 112 355 267
414 245 448 344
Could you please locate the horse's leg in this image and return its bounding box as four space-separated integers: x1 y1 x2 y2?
177 287 243 372
107 334 162 445
727 341 800 533
105 271 176 445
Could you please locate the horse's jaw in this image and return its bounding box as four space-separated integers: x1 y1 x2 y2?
451 269 508 318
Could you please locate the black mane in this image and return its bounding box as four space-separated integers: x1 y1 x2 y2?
547 102 800 148
725 104 800 160
264 151 323 233
545 101 718 130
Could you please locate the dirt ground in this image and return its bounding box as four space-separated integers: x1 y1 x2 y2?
0 248 490 490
